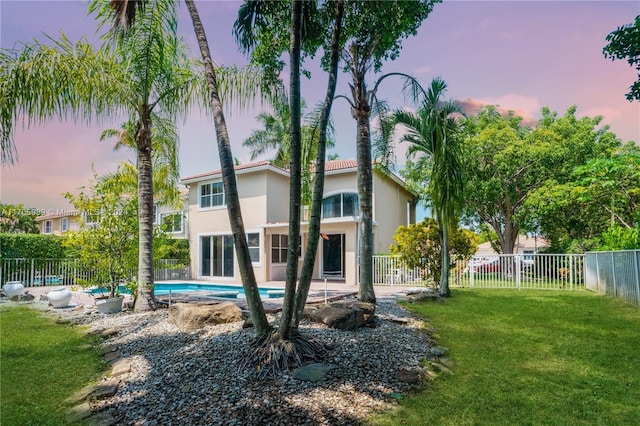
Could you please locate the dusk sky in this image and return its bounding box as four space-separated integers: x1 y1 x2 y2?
1 1 638 213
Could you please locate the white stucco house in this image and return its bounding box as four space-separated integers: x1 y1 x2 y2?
180 159 417 286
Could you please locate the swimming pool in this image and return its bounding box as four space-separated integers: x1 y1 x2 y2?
87 283 285 299
154 283 285 299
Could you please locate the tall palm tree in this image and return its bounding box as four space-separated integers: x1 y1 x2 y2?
392 77 464 297
243 95 335 204
0 0 265 313
99 117 182 210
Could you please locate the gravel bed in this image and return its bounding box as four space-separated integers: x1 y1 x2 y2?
61 296 434 425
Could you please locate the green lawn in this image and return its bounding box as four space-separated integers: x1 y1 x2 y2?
370 289 640 426
0 306 105 425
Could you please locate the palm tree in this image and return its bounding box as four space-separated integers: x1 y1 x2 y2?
243 95 335 204
0 0 265 313
99 117 182 210
392 77 464 297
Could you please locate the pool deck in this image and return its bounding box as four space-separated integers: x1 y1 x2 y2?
4 280 425 313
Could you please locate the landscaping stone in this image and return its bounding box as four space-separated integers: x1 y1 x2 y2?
92 379 120 399
292 363 331 382
103 349 121 363
168 302 243 331
111 358 132 377
66 402 92 423
86 412 119 426
101 344 119 354
100 327 119 337
304 301 375 330
395 366 427 384
430 346 448 356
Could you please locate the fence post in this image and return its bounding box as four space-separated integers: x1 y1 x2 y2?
470 266 474 289
634 251 640 307
611 252 617 298
30 259 35 287
515 255 521 290
569 255 573 290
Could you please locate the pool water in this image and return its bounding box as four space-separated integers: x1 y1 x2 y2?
154 283 285 299
87 283 285 299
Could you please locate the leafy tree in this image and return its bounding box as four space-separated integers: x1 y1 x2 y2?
524 143 640 251
603 15 640 101
461 105 621 255
390 218 477 286
64 177 139 298
0 204 39 234
336 0 440 303
390 77 464 297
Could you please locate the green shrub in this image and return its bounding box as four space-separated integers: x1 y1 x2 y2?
0 233 67 259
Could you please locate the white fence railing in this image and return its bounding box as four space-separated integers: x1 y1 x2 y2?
585 250 640 307
373 253 585 290
1 258 190 287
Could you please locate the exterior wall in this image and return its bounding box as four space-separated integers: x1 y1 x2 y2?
37 215 80 235
372 171 416 254
185 168 290 282
183 163 415 287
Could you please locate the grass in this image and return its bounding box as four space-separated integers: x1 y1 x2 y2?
370 289 640 426
0 306 105 425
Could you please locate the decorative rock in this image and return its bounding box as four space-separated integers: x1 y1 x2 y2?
101 327 119 337
292 363 331 382
103 349 122 363
111 358 132 377
92 378 120 399
304 301 375 330
85 412 118 426
430 346 447 356
396 366 426 384
431 362 453 375
66 402 92 423
168 302 243 331
101 344 119 355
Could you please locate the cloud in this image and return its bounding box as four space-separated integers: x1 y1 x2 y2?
457 95 541 127
579 106 622 122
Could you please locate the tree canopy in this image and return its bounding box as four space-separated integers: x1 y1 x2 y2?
603 15 640 101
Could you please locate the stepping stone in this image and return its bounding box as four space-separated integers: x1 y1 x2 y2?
101 344 119 354
431 362 453 375
100 327 119 337
111 358 132 377
387 315 409 324
103 350 121 363
92 379 120 399
86 412 118 426
292 363 331 382
65 385 97 405
66 402 92 423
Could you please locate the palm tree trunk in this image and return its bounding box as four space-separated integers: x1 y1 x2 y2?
350 59 376 304
293 0 344 327
185 0 269 335
135 107 157 311
279 0 303 341
439 219 451 297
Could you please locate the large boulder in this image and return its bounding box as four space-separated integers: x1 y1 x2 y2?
168 302 243 331
304 301 375 330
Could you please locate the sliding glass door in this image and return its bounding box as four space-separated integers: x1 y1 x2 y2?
200 235 234 278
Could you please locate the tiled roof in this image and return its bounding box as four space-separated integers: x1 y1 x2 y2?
35 210 80 221
181 159 361 183
181 160 273 182
324 159 358 171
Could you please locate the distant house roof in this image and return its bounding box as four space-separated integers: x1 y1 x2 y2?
35 210 80 221
476 235 550 255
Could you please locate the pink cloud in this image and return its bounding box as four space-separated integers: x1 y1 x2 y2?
457 95 540 127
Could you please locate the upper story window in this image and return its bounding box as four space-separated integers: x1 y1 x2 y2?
61 217 69 231
153 204 158 224
200 182 225 208
322 192 359 219
43 220 53 234
161 212 183 233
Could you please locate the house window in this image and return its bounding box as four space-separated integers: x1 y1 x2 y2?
153 204 158 224
43 220 53 234
247 232 260 264
200 235 234 277
161 212 183 233
83 211 98 226
271 234 302 263
200 182 225 208
61 217 69 232
322 193 359 218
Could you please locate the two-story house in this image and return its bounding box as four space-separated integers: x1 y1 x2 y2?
180 159 416 286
